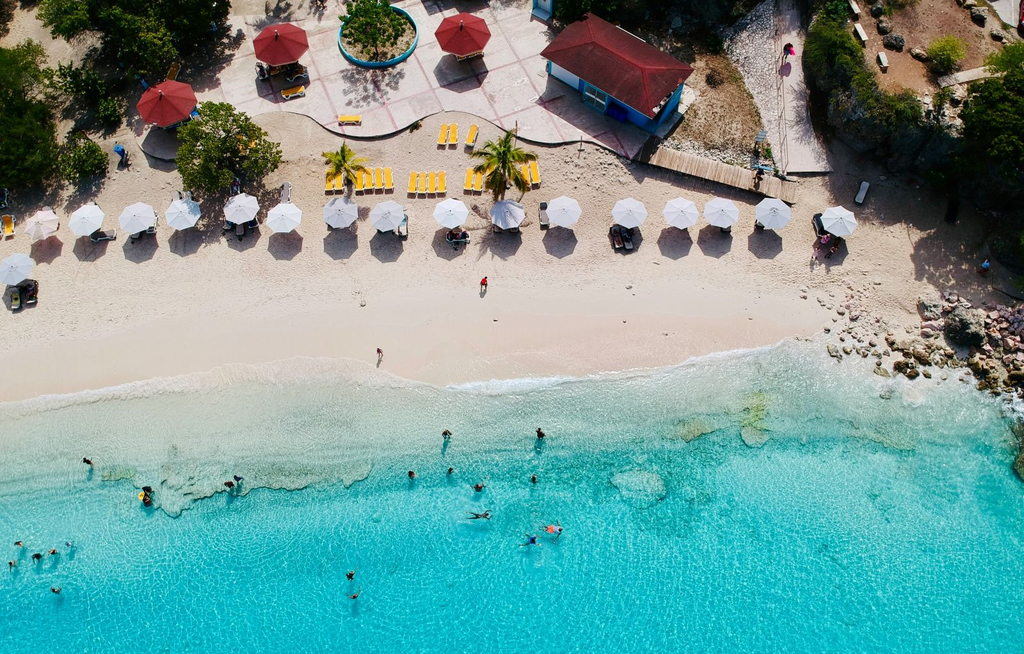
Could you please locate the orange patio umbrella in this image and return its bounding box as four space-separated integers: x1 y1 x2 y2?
136 81 197 128
253 23 309 66
435 13 490 59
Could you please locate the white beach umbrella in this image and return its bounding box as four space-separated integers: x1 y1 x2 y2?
119 202 157 233
0 253 33 285
433 198 469 229
69 203 105 237
663 198 699 229
612 198 647 229
25 209 60 243
370 200 406 232
489 200 525 230
547 196 582 228
755 198 791 230
704 197 739 228
224 193 260 225
266 202 302 233
165 197 202 231
323 197 358 229
821 205 857 237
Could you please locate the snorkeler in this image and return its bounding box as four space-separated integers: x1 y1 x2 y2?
467 511 492 520
520 535 539 547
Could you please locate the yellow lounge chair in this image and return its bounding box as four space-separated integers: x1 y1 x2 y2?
374 167 383 191
428 172 437 195
464 169 474 192
325 171 335 194
281 85 305 100
473 171 484 192
529 160 540 186
384 168 394 190
466 124 478 148
521 164 530 186
334 173 345 192
167 62 180 81
408 171 418 194
438 124 449 146
418 172 427 195
353 169 364 193
2 214 14 238
438 171 447 195
337 115 362 125
363 170 373 191
448 123 458 146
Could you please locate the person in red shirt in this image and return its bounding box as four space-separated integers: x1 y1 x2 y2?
480 276 488 291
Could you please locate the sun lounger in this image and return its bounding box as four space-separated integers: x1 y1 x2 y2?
325 171 335 194
539 201 549 229
363 170 373 192
2 214 14 238
334 173 345 192
812 214 826 238
855 181 870 204
235 223 245 238
90 229 116 243
247 218 259 230
374 167 383 191
167 62 180 81
610 225 624 249
445 230 470 249
408 171 418 195
428 172 437 195
22 280 37 305
280 181 291 203
520 164 530 186
281 85 306 100
448 123 458 146
438 124 449 146
438 171 446 195
285 65 307 82
418 172 427 195
529 160 540 187
473 171 484 193
10 288 20 311
464 169 474 192
337 115 362 126
354 170 364 193
622 227 634 250
466 124 479 148
384 167 394 191
394 215 408 238
146 219 157 235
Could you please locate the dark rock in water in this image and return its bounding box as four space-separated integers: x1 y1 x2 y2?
882 34 905 51
827 343 842 360
944 305 986 346
873 364 891 378
877 17 892 35
971 7 987 26
870 1 885 17
910 47 930 62
921 368 932 379
904 367 921 380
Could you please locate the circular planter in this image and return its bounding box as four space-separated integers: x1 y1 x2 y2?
338 6 418 68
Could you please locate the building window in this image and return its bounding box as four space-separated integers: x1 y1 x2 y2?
583 84 607 111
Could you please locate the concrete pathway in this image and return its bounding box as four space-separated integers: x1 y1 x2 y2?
937 66 998 88
987 0 1017 28
147 0 649 159
775 0 830 173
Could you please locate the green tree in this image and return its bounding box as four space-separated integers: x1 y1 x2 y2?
0 0 16 38
0 41 59 188
100 8 178 78
57 132 107 182
470 130 537 201
342 0 407 60
961 68 1024 204
985 42 1024 75
322 142 368 191
176 101 282 194
926 36 967 75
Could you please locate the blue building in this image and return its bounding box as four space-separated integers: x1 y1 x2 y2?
540 13 693 133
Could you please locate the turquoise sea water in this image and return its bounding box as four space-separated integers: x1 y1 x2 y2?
1 342 1023 653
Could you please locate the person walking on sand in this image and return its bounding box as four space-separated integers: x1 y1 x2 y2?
480 276 488 292
376 348 384 364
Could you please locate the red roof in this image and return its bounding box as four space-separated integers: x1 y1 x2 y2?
540 14 693 118
435 13 491 57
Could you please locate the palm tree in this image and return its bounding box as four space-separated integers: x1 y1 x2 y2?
322 142 369 193
470 129 537 201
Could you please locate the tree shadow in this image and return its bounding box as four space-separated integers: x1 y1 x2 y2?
73 238 110 262
695 225 732 258
369 230 403 262
747 229 783 259
542 228 577 258
169 229 203 257
656 228 692 260
123 236 158 263
30 238 63 264
269 232 303 260
431 229 465 261
324 227 358 260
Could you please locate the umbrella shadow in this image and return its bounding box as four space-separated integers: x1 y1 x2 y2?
169 229 203 257
542 228 577 258
695 225 732 258
747 229 783 259
479 229 522 260
73 238 110 262
324 227 358 260
123 236 159 263
269 232 303 260
30 238 63 264
369 230 404 262
226 227 263 252
431 229 466 261
657 228 692 259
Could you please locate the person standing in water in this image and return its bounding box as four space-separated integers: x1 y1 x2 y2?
442 429 451 440
536 428 545 439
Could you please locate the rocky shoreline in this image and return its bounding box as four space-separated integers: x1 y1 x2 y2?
815 282 1024 480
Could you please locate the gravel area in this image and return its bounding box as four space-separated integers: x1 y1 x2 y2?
724 0 780 153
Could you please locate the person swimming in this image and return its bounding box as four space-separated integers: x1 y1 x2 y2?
467 511 492 520
520 535 539 547
50 587 61 594
348 588 361 600
346 570 355 581
408 470 416 480
82 457 93 466
14 541 23 547
224 480 235 489
233 475 243 483
7 561 14 571
442 429 451 440
48 549 57 556
473 483 485 492
530 474 537 484
447 467 455 476
31 553 42 562
545 523 563 540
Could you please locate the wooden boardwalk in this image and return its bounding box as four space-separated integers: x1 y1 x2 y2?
645 147 798 204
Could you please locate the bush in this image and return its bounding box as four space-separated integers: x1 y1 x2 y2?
51 62 107 102
961 68 1024 204
986 42 1024 75
97 97 123 127
57 132 106 182
705 69 725 88
926 36 966 75
0 41 59 189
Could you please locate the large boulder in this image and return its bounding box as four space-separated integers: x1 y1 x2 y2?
883 34 906 51
870 1 885 17
910 47 930 62
944 305 987 346
918 297 943 320
877 17 892 35
971 7 988 26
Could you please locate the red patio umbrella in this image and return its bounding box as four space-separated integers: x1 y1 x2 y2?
435 13 491 58
136 80 197 128
253 23 309 66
